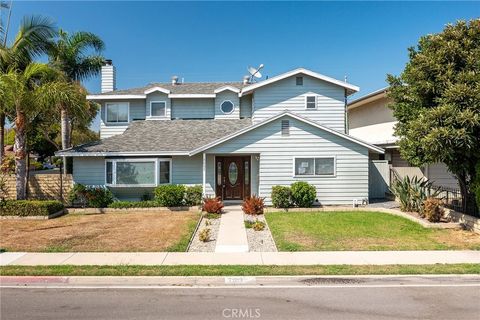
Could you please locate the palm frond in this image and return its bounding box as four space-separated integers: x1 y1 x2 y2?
9 15 57 70
67 30 105 53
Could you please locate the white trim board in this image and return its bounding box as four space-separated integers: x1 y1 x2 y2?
144 86 171 95
56 151 190 157
214 85 240 94
190 111 384 155
87 94 146 100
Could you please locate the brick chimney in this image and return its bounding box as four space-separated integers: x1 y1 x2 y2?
101 59 116 93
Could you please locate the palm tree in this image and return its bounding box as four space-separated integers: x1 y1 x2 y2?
0 15 56 161
48 29 104 150
0 62 84 199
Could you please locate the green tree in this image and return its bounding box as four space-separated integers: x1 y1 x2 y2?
387 19 480 213
0 62 84 199
48 29 104 150
0 15 56 161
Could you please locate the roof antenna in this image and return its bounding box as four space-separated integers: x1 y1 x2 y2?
246 64 264 83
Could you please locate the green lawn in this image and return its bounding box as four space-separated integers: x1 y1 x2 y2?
1 264 479 276
265 211 480 251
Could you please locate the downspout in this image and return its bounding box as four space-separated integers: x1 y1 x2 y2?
344 88 348 134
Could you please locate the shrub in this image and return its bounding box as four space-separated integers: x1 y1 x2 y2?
271 186 292 208
244 220 265 231
0 200 64 216
68 184 114 208
184 185 203 206
0 173 8 200
423 197 445 222
242 195 265 215
141 192 153 201
199 228 211 242
154 184 185 207
203 212 221 220
1 155 15 174
202 197 224 214
290 181 316 207
108 201 160 209
390 176 441 213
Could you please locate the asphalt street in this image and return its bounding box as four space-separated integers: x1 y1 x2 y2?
1 276 479 320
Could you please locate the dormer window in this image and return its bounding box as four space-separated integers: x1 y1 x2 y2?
150 101 166 117
220 100 234 114
296 76 303 86
306 96 317 109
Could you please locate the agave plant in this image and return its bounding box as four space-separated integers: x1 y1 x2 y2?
390 176 441 213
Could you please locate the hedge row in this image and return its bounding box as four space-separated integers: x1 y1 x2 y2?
0 200 64 216
107 201 160 209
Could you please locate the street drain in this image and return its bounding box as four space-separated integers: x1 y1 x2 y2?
300 277 365 285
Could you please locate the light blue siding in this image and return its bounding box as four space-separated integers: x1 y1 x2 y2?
252 75 346 132
240 95 252 118
215 91 239 119
72 157 105 185
172 155 203 185
204 116 369 205
171 99 214 119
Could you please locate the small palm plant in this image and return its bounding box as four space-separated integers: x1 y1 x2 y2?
390 175 441 213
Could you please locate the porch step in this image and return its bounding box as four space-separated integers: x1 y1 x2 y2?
215 206 249 253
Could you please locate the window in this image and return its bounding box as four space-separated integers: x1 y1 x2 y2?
294 157 335 177
296 76 303 85
105 158 171 186
220 100 234 114
306 96 317 109
150 101 166 117
106 102 129 123
281 120 290 136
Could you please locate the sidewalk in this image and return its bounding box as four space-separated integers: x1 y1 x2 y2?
1 251 480 266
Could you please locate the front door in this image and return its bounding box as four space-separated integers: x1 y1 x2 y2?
215 156 251 200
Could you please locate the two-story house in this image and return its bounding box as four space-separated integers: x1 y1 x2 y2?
58 62 384 204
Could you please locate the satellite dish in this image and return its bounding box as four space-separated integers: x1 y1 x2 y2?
247 64 264 83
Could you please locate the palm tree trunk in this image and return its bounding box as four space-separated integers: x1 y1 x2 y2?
14 111 27 200
60 105 71 174
0 112 5 162
60 105 71 149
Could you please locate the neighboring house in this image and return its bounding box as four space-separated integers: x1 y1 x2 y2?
58 61 384 204
348 88 458 199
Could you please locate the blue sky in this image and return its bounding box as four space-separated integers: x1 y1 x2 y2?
5 1 480 130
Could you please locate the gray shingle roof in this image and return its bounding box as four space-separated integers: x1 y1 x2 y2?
62 118 252 154
98 82 245 95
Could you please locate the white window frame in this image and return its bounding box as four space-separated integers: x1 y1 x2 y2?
305 95 317 110
220 100 235 114
105 102 130 123
149 101 167 118
105 158 172 187
292 156 336 178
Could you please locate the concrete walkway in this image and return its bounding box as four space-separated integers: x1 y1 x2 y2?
1 251 480 266
215 205 249 253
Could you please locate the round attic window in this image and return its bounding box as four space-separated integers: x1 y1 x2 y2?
220 100 234 114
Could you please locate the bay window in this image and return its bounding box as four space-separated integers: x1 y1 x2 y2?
105 158 171 186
